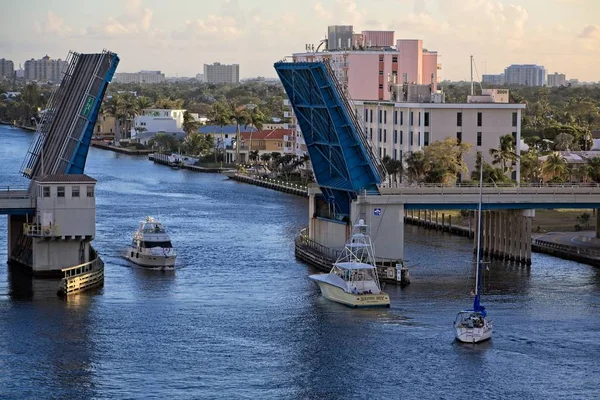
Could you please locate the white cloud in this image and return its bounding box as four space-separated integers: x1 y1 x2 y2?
35 11 73 36
84 0 154 37
312 0 363 25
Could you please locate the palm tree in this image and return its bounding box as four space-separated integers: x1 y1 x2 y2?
542 152 567 182
182 111 200 136
149 132 179 153
208 102 231 162
489 134 518 173
229 103 248 163
520 151 542 183
245 107 265 155
587 157 600 183
405 151 426 184
249 150 260 162
182 132 205 155
105 95 126 143
260 153 272 164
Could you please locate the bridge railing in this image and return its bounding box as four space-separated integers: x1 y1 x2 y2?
0 187 30 199
378 182 600 195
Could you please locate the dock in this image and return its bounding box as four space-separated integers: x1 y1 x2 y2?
295 229 410 286
91 140 154 155
57 247 104 297
149 153 226 173
225 173 309 197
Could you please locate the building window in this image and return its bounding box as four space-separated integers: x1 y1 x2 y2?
400 111 403 125
512 112 518 127
400 150 403 162
378 84 384 89
392 56 398 63
378 129 382 142
424 132 430 146
370 128 373 140
394 111 398 125
383 148 387 157
364 110 368 122
87 186 94 197
57 186 65 198
43 186 50 198
457 112 462 127
477 112 482 127
379 147 382 157
410 112 414 126
383 129 387 143
379 55 384 62
378 110 382 123
393 149 397 160
72 186 80 197
477 132 482 146
418 112 421 126
379 70 384 75
418 132 421 146
384 110 387 124
424 112 430 127
97 126 100 133
394 130 398 144
400 130 403 145
456 132 462 144
370 109 373 122
410 131 414 146
512 132 517 143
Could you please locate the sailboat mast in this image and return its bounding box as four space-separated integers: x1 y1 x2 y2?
475 152 484 298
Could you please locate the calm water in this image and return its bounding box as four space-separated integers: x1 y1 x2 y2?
1 125 599 399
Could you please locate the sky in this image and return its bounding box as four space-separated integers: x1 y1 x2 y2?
1 0 599 81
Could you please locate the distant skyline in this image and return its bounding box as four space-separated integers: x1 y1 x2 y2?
1 0 599 81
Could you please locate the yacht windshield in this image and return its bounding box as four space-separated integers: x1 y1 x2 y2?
142 241 172 248
142 223 165 233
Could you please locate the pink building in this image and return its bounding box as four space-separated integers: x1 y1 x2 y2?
293 38 440 101
361 31 395 48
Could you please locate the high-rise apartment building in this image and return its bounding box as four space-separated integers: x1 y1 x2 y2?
0 58 14 80
203 63 239 84
293 38 440 101
504 64 546 86
113 70 165 84
24 55 67 83
547 72 567 87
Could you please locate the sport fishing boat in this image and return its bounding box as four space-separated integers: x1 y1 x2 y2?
309 219 390 308
123 217 176 269
454 155 493 343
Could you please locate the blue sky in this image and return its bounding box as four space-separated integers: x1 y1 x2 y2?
1 0 599 81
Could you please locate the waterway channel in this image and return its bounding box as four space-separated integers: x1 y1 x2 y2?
1 125 599 399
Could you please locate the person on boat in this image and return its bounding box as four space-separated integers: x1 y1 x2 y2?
351 286 359 295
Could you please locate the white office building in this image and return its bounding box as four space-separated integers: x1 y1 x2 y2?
203 63 239 84
354 89 526 181
114 70 166 84
504 64 546 87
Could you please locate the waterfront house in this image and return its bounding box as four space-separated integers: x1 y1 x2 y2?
225 128 294 163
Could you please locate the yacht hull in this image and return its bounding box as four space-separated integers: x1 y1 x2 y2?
312 279 390 308
455 325 493 343
123 249 176 269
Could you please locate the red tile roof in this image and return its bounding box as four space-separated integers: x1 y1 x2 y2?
240 129 292 140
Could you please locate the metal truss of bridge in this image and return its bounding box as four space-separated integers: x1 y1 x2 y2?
274 61 386 216
20 50 120 179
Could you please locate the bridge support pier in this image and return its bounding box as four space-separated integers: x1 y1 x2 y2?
478 210 534 265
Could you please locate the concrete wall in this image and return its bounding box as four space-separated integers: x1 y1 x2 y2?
310 218 348 250
396 40 422 86
32 240 88 272
351 198 405 261
422 51 438 91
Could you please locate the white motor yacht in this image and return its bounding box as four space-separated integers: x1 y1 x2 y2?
123 217 176 269
309 219 390 308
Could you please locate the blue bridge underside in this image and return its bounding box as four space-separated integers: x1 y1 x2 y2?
275 61 384 216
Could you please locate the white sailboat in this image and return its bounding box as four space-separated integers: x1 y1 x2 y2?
309 219 390 308
454 154 493 343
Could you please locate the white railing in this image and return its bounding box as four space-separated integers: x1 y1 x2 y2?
0 187 30 199
58 248 104 296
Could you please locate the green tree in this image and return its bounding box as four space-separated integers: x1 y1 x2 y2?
520 151 542 183
260 152 272 164
587 157 600 183
182 111 200 136
245 107 265 154
542 152 567 182
553 132 576 151
422 137 472 184
489 134 518 173
405 151 426 184
229 102 249 163
381 155 403 185
149 132 180 153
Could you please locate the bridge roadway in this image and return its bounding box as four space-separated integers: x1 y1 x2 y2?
376 183 600 210
0 187 34 215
